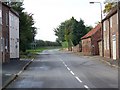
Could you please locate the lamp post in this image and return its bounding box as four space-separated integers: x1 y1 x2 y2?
89 2 103 21
89 1 104 57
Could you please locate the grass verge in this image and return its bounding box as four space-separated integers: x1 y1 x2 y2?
20 47 48 59
20 46 61 59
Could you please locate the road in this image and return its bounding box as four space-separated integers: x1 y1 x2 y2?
6 49 118 89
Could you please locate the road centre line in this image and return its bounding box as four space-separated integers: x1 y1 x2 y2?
75 76 82 83
67 67 70 71
65 64 67 67
63 62 65 64
59 58 90 89
84 85 89 89
70 71 75 75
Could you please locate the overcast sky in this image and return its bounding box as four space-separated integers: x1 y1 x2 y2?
23 0 105 41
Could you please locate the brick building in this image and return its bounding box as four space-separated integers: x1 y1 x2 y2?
81 23 102 56
1 3 10 63
102 4 120 60
0 3 19 63
9 9 19 60
0 1 2 63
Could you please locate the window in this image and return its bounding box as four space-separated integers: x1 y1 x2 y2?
1 37 4 52
103 22 106 31
117 12 118 24
6 13 8 26
104 33 106 50
9 14 12 27
110 17 112 28
5 39 8 52
0 9 2 25
107 34 109 50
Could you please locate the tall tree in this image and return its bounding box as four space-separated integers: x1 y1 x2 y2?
54 17 91 48
10 2 37 52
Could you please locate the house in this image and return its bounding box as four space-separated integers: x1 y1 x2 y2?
0 1 2 63
81 23 102 56
9 8 19 60
0 2 19 63
102 3 120 60
2 3 10 63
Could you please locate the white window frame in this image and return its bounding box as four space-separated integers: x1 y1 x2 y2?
103 21 106 31
117 12 118 25
0 9 1 17
110 17 112 28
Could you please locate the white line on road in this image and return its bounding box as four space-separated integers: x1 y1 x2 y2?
59 57 90 89
65 64 67 67
75 76 82 83
70 71 75 75
84 85 89 89
59 58 63 62
67 67 70 71
63 62 65 64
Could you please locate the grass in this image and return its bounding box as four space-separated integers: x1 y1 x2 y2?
26 47 47 54
20 46 61 59
20 47 47 59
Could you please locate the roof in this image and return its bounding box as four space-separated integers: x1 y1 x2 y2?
102 2 120 22
81 23 101 40
2 2 19 17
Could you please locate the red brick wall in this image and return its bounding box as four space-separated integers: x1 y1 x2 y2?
82 27 101 56
91 28 101 55
2 3 10 63
0 2 2 62
82 38 92 55
103 13 119 60
72 44 82 52
103 20 111 58
112 13 119 59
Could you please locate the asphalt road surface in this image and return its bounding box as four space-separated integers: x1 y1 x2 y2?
6 49 118 89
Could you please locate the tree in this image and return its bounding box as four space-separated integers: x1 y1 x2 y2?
35 40 61 47
103 2 117 14
54 17 91 50
10 2 37 52
54 22 66 42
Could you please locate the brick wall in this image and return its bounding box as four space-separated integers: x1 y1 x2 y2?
82 26 101 56
72 44 82 52
82 38 92 55
103 12 119 60
91 27 101 55
2 3 10 63
0 1 2 62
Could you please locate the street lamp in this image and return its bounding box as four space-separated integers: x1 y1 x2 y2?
89 1 104 57
89 2 103 21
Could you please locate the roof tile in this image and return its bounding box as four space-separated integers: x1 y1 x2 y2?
81 23 101 40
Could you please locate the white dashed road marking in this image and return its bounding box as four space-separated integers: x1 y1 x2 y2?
62 62 65 64
84 85 89 89
70 71 75 75
67 67 70 71
59 58 90 89
75 76 82 83
65 64 67 67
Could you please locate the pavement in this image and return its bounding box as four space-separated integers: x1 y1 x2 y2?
4 49 118 89
72 51 119 68
2 58 34 89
